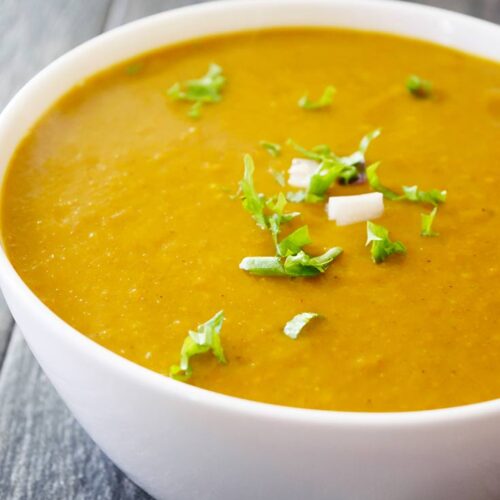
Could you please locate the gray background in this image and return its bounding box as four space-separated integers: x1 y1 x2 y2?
0 0 498 498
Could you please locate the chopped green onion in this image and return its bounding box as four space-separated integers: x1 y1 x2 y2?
260 141 282 157
167 63 226 118
406 75 432 98
366 221 406 264
298 85 336 110
421 206 439 237
170 310 226 381
283 312 321 340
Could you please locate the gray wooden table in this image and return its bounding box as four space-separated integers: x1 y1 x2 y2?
0 0 498 498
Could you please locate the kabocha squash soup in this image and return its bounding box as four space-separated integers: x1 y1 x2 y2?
1 28 499 412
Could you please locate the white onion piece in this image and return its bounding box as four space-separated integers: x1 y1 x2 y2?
327 192 384 226
288 158 319 188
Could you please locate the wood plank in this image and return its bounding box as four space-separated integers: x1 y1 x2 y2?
406 0 500 23
0 1 150 498
0 294 14 371
0 0 112 107
105 0 213 30
0 328 151 500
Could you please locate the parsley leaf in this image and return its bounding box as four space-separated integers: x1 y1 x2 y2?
366 162 401 200
260 141 282 158
268 168 286 187
367 163 446 206
298 85 336 110
167 63 226 118
285 143 358 202
307 159 351 201
366 221 406 264
266 192 300 250
283 312 322 340
240 155 267 229
402 185 447 205
285 190 307 203
170 310 226 381
239 256 288 277
287 129 381 199
406 75 432 98
238 155 342 278
277 225 312 256
239 247 343 277
240 156 299 237
339 128 382 175
421 206 439 237
283 247 343 276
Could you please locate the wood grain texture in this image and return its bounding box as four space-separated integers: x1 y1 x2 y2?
406 0 500 23
0 0 498 499
0 329 151 500
105 0 212 30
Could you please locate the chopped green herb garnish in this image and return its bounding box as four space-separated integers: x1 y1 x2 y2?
239 247 342 277
238 155 342 278
260 141 282 158
283 247 343 276
125 62 143 75
285 191 307 203
359 128 382 156
366 221 406 264
240 156 299 237
286 141 358 202
187 100 203 119
167 63 226 118
421 206 439 237
307 159 352 201
286 129 381 200
170 310 226 381
366 162 401 200
239 256 288 277
277 225 312 256
268 168 285 187
283 312 321 340
266 193 300 251
367 163 446 206
406 75 432 98
240 155 268 229
298 85 336 110
401 185 447 205
287 139 329 162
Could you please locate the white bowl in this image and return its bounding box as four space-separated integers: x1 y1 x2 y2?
1 1 499 499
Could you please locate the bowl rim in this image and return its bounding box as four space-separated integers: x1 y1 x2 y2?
1 0 500 428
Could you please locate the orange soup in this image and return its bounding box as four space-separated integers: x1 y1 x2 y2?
2 28 500 412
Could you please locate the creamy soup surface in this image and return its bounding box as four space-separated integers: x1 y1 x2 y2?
2 28 500 412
